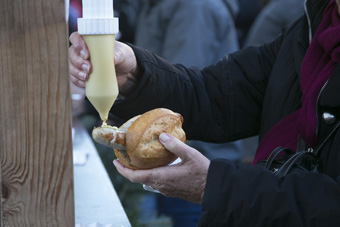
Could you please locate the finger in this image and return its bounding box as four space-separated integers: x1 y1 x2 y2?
159 133 196 162
70 33 90 60
113 159 154 184
69 45 90 69
69 62 88 81
70 74 85 88
69 32 91 81
69 32 89 58
69 45 91 75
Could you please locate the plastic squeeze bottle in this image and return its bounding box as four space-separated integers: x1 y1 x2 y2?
77 0 119 126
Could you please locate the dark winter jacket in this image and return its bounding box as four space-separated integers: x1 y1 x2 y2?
112 0 340 226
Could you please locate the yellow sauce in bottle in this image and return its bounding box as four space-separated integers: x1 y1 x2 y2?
83 34 118 124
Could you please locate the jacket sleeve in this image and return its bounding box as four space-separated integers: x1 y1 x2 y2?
112 36 283 143
198 159 340 227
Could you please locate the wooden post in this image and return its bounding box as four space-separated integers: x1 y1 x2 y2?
0 0 75 226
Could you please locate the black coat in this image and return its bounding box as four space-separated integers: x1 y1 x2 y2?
113 0 340 226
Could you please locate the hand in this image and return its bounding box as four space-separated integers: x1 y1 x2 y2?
113 133 211 204
68 32 140 96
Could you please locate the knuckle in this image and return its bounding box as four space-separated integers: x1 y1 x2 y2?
69 66 79 77
70 76 77 84
74 58 84 69
165 140 178 151
73 43 82 51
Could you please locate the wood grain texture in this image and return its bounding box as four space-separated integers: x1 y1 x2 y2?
0 0 75 226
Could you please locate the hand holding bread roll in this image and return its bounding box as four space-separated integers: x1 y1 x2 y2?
92 108 186 169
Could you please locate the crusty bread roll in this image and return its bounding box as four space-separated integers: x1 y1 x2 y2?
92 108 186 169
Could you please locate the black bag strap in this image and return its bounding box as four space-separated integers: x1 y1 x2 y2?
275 151 317 179
263 114 340 179
264 146 294 169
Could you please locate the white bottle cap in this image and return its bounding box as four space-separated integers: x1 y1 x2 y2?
77 0 119 35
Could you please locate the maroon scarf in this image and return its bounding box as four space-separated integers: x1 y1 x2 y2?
253 0 340 164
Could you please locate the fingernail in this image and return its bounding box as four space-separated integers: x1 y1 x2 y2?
78 71 87 79
159 133 171 143
81 64 89 73
80 50 88 59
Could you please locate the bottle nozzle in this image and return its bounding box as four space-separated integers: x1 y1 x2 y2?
82 0 114 19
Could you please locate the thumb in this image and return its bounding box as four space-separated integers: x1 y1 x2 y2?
159 133 194 161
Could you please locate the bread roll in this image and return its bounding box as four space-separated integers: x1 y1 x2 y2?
92 108 186 169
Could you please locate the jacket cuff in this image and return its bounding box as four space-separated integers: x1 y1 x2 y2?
199 159 235 224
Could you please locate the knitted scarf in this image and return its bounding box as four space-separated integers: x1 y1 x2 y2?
253 0 340 164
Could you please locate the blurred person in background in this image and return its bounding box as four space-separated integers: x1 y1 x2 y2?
113 0 140 43
234 0 269 46
244 0 305 47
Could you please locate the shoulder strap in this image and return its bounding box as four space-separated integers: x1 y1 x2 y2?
275 151 317 179
264 146 294 169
